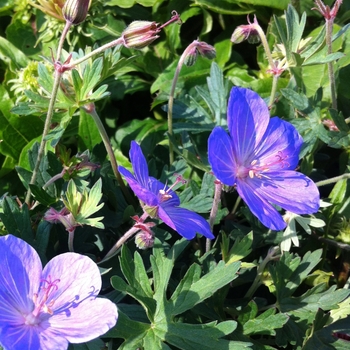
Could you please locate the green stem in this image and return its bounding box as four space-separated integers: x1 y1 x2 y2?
65 38 124 69
325 17 337 109
244 246 280 299
84 105 135 205
255 24 275 70
25 23 72 206
269 74 279 107
206 181 222 252
43 169 66 190
315 173 350 187
230 195 241 216
100 212 149 263
311 234 350 252
68 229 75 252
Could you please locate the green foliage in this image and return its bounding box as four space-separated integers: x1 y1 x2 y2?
109 239 251 349
1 0 350 349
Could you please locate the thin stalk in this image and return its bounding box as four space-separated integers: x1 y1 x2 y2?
84 104 135 205
206 181 222 252
325 17 337 109
43 169 66 190
315 173 350 187
311 234 350 252
65 38 124 70
25 22 72 206
230 195 242 216
68 230 75 252
269 73 279 107
254 24 275 70
100 212 149 263
244 246 280 299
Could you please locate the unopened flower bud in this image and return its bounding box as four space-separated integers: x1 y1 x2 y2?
196 42 216 60
231 15 261 44
322 119 339 131
63 0 90 25
184 40 216 66
184 46 198 67
122 21 160 49
122 11 182 49
135 230 155 250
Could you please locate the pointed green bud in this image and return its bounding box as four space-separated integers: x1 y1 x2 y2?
63 0 90 25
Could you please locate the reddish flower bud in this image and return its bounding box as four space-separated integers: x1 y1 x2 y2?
63 0 90 25
135 230 155 250
184 40 216 66
122 10 182 49
122 21 160 49
231 15 260 44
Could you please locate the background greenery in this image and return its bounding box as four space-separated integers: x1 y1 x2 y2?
1 0 350 349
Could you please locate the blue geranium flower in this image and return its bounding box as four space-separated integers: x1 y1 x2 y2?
119 141 214 240
0 234 118 350
208 87 320 231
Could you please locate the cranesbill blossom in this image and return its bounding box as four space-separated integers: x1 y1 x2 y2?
118 141 214 240
208 87 320 231
0 234 118 350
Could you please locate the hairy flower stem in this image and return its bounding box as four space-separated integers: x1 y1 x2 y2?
254 25 275 72
269 74 279 107
65 38 124 70
315 173 350 187
100 212 149 263
325 17 337 109
244 246 280 299
68 229 75 252
206 181 222 252
25 21 72 206
314 0 343 109
253 23 279 105
168 42 199 164
83 104 135 205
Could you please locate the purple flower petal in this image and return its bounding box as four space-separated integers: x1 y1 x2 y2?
119 166 159 206
208 126 236 186
236 179 287 230
129 140 150 188
0 235 118 349
0 325 43 350
158 205 214 239
0 235 41 318
208 87 320 231
148 177 181 207
228 87 270 163
120 142 213 239
40 252 118 342
254 118 302 171
254 170 320 214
